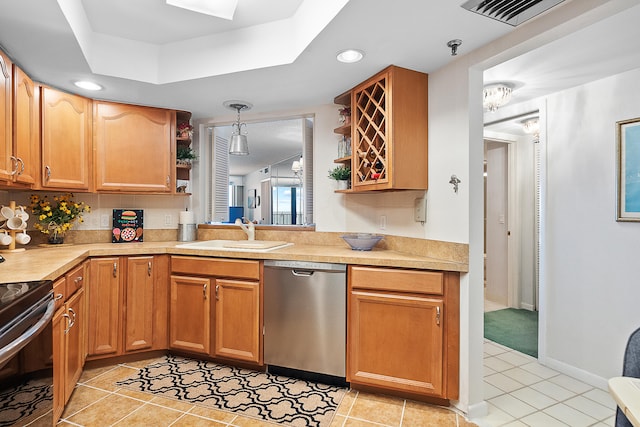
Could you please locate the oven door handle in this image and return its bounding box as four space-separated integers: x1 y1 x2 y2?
0 298 55 368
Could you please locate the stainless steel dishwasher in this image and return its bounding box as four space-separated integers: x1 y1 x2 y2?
264 260 346 380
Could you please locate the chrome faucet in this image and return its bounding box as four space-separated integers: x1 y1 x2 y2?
235 217 255 241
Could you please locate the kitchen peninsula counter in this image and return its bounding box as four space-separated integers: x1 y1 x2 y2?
0 233 468 284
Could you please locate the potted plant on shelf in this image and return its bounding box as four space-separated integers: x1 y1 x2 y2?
328 165 351 190
177 146 198 165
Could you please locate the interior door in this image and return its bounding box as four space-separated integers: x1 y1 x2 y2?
485 141 509 306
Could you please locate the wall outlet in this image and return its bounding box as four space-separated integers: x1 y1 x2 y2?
379 215 387 230
165 214 172 226
414 197 427 222
100 214 109 227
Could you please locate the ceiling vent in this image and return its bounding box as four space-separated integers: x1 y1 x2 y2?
461 0 566 26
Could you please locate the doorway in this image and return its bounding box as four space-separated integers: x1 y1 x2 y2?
483 113 540 356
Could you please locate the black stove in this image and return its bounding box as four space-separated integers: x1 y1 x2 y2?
0 280 54 369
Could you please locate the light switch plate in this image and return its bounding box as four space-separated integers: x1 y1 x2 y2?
414 197 426 222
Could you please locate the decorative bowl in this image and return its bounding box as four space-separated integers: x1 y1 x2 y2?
341 233 384 251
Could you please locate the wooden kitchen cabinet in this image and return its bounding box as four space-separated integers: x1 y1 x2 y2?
52 298 65 423
347 266 459 401
169 275 211 354
87 257 122 357
94 101 174 193
0 49 12 183
170 256 262 364
40 86 92 190
335 65 428 192
52 265 86 424
7 65 38 187
214 279 260 363
87 255 169 359
64 287 85 401
124 255 170 352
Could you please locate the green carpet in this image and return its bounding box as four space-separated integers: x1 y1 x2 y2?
484 308 538 358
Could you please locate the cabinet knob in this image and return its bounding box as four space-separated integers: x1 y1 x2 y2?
148 261 152 277
215 284 219 301
74 276 83 284
113 262 117 278
436 306 441 326
45 165 51 181
203 283 207 299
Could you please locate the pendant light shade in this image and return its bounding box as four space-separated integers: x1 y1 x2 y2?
224 100 252 156
229 133 249 156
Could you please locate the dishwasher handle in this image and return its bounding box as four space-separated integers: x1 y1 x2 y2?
292 269 314 277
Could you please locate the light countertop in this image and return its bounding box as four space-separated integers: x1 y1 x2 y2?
0 238 468 284
609 376 640 426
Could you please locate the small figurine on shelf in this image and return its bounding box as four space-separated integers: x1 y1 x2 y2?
338 106 351 125
177 122 193 138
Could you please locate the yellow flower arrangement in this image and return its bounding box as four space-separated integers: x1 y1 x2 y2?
29 193 90 236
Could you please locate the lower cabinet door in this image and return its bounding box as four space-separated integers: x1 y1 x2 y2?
125 256 154 352
65 288 84 403
88 257 121 356
214 279 260 363
348 290 444 397
52 307 66 424
169 275 210 354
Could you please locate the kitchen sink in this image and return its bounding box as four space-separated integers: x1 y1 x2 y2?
175 240 293 252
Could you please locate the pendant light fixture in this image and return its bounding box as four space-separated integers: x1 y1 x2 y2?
224 100 252 156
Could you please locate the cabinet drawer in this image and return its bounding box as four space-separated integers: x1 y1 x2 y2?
171 256 260 280
53 277 66 310
350 266 443 295
65 263 85 297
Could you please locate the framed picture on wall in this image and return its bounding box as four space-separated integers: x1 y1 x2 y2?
616 117 640 221
248 189 257 209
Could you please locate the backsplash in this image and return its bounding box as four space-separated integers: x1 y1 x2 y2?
0 191 189 233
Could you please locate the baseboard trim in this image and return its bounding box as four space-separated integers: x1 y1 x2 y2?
544 356 609 390
520 302 535 311
466 400 489 419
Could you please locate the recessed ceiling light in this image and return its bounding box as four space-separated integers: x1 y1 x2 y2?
74 80 103 91
337 49 364 63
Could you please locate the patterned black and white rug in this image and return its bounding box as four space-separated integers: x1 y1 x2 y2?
0 377 52 427
117 355 346 427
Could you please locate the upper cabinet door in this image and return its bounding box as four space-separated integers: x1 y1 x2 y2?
12 65 38 186
94 101 174 193
0 50 12 182
41 87 92 190
350 65 428 192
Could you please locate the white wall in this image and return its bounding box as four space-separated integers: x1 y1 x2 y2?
543 67 640 384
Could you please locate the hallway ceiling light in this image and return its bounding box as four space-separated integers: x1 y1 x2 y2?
483 83 514 112
521 117 539 134
521 116 540 141
337 49 364 63
224 100 252 156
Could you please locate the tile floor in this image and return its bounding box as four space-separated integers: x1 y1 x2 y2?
22 356 479 427
476 298 618 427
472 339 618 427
21 299 619 427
